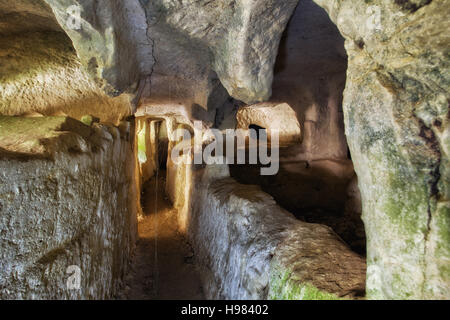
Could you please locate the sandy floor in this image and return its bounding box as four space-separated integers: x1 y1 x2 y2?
119 172 204 300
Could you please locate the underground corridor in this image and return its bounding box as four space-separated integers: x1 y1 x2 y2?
0 0 448 301
122 118 205 300
121 1 366 299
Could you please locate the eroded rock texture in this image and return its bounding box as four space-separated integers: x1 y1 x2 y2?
229 0 363 256
1 0 300 123
5 0 299 108
272 0 349 160
44 0 153 96
139 0 298 104
188 164 365 300
314 0 449 299
0 116 137 299
0 0 133 123
236 102 302 146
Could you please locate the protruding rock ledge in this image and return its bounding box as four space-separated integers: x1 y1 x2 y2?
189 163 366 299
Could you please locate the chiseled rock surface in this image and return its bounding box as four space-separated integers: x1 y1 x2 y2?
236 102 302 146
313 0 450 299
189 164 365 300
43 0 154 96
270 0 349 160
0 0 61 35
0 0 152 98
0 116 137 299
0 31 131 124
140 0 299 104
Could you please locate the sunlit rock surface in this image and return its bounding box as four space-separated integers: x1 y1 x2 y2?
0 1 132 123
0 31 131 124
230 159 366 254
0 116 137 299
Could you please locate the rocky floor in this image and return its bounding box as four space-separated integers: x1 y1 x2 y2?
119 172 204 300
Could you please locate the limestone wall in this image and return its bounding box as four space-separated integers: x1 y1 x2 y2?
0 1 132 124
188 163 365 300
314 0 450 299
0 116 137 299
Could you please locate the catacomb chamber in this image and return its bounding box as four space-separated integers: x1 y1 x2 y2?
0 0 448 300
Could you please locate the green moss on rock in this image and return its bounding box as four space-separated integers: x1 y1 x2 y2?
80 115 100 126
269 264 341 300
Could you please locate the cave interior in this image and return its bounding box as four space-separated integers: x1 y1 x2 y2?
0 0 448 300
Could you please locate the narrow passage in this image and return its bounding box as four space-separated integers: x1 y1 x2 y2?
120 172 204 300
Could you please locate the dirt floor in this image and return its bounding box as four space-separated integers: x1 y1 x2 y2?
118 172 204 300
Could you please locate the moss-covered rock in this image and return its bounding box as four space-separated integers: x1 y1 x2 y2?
269 263 341 300
314 0 450 299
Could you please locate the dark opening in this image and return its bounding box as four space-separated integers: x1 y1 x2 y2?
157 121 169 170
229 0 365 256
